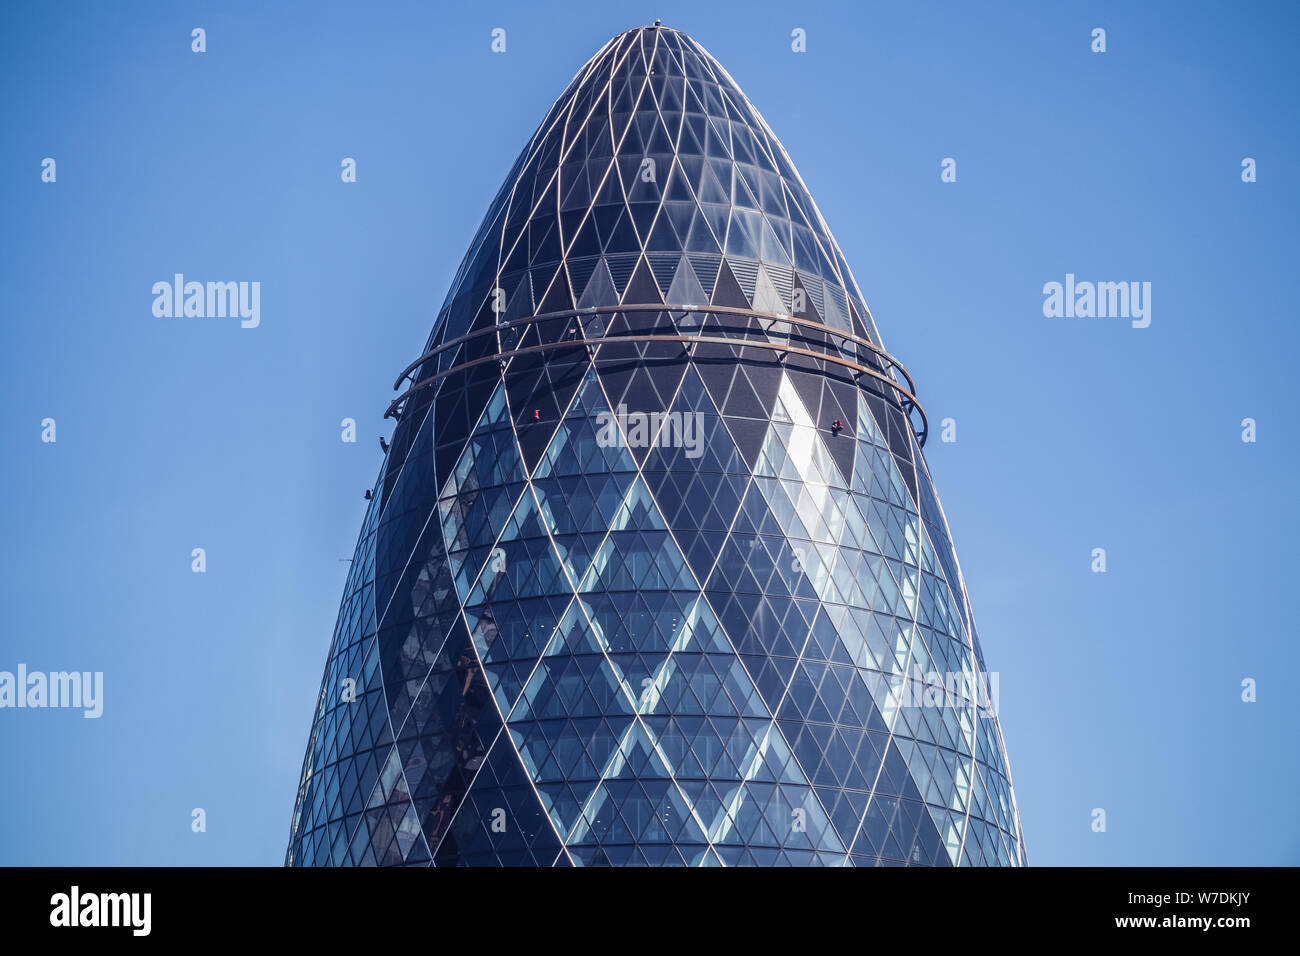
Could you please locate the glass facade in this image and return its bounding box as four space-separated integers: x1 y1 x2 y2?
286 24 1026 866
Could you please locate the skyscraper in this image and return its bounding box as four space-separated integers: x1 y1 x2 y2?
287 23 1026 866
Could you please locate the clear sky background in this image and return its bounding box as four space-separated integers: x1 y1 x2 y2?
2 0 1296 866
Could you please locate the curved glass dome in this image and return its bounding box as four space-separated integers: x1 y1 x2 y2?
287 24 1026 867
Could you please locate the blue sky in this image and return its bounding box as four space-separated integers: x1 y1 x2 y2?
1 0 1297 865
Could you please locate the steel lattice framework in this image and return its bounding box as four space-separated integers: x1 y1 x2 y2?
287 23 1026 867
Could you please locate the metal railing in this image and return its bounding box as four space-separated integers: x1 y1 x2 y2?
386 303 927 445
